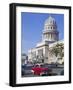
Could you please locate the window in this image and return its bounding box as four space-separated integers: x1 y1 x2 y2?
32 51 36 58
51 34 52 39
38 49 43 57
53 27 55 29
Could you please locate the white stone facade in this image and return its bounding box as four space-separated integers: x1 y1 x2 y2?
28 16 63 64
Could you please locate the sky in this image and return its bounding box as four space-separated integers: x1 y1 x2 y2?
21 12 64 54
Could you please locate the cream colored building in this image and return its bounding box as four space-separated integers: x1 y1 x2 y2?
28 16 64 64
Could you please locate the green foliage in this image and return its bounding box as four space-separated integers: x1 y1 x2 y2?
50 43 64 60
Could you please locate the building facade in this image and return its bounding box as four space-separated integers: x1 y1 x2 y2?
21 53 28 65
28 16 63 64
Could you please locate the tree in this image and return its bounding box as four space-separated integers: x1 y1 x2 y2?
50 43 64 61
57 43 64 60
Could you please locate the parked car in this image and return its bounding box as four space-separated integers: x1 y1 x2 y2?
32 64 52 76
60 70 64 75
21 64 33 76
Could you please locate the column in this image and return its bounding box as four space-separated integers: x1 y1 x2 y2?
49 33 51 41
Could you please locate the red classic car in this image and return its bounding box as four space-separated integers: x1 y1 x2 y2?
32 64 49 76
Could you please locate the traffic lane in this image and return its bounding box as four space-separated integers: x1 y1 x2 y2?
22 67 64 77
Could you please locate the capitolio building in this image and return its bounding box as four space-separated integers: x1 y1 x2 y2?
28 16 64 64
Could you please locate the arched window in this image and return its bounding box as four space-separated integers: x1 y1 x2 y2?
53 27 55 29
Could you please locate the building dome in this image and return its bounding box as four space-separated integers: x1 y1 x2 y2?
45 16 56 26
42 16 59 42
44 16 57 31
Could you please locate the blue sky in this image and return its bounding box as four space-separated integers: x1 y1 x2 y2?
21 12 64 54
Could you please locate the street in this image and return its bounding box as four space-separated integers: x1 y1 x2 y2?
22 64 64 77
